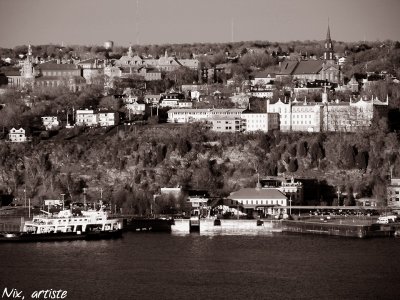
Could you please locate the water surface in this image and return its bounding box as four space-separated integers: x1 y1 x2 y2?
0 233 399 299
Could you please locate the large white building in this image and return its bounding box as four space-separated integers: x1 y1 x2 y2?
168 108 279 133
167 108 245 124
209 116 245 133
241 112 279 133
267 95 388 133
228 184 287 216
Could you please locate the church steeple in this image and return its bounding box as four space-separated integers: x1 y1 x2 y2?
324 21 334 61
326 23 331 41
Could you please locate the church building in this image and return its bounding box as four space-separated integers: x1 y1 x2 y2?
277 24 341 84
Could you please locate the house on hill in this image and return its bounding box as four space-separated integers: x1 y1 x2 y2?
8 128 27 142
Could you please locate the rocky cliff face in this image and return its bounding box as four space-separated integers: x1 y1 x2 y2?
0 123 397 210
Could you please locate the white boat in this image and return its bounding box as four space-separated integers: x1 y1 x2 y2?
0 209 123 242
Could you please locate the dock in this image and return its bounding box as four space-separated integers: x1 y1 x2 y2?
282 219 394 238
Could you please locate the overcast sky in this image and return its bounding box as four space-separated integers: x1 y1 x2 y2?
1 0 399 48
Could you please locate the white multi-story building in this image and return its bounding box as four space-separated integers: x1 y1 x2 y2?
98 112 118 127
241 112 279 133
266 98 293 131
76 109 97 126
291 99 323 132
267 95 388 133
210 116 245 133
9 128 27 142
168 108 279 133
167 108 246 123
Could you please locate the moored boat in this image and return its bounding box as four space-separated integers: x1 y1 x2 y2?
0 209 123 242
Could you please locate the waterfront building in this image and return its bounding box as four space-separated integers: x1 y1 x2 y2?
8 128 27 142
228 183 287 216
187 190 210 216
262 176 304 205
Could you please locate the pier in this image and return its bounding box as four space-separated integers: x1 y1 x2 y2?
282 219 394 238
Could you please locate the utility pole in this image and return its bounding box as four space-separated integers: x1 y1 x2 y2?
83 188 87 210
61 193 65 211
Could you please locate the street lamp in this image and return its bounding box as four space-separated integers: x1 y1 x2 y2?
289 196 292 216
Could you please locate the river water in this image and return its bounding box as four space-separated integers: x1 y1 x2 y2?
0 233 399 300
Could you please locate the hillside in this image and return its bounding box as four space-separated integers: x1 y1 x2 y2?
0 121 398 214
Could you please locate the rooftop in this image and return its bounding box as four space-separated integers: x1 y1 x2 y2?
229 188 287 200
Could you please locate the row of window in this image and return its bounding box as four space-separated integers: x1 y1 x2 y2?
241 199 285 205
43 71 77 76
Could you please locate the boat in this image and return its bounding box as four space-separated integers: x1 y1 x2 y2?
0 209 123 242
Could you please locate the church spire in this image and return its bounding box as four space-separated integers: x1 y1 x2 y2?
326 18 331 41
324 20 334 61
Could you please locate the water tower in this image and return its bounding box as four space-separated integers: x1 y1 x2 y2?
104 40 114 50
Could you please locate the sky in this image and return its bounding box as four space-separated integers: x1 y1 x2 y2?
0 0 400 48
